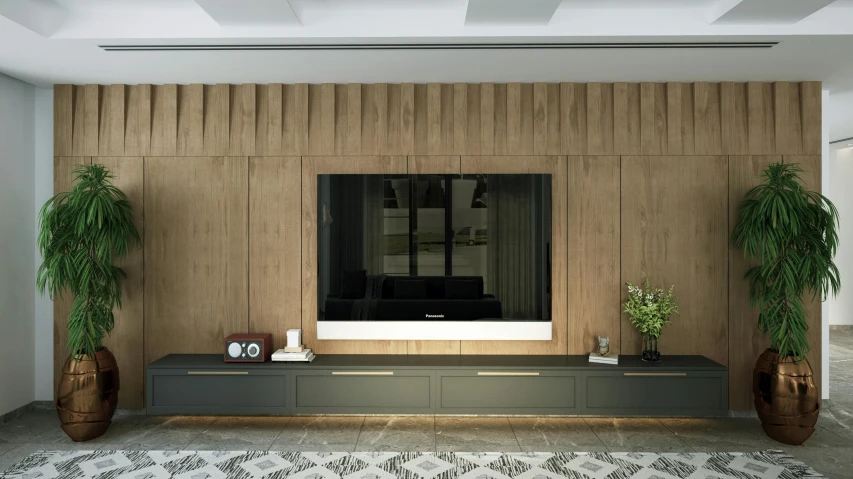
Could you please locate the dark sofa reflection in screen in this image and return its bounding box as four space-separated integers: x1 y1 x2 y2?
317 173 552 322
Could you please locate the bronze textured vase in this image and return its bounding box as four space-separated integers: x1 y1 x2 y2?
753 349 820 445
56 347 120 442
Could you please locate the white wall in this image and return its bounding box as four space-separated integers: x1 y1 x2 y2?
830 144 853 326
34 88 53 401
0 73 36 415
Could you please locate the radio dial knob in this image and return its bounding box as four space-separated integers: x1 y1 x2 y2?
247 343 261 357
227 342 242 358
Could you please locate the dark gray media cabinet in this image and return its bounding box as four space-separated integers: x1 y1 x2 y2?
147 354 728 416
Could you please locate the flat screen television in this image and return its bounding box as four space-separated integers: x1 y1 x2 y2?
317 173 552 340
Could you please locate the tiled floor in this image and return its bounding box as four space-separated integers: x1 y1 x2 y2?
1 328 851 478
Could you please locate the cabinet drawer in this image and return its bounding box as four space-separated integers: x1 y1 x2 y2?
438 370 577 414
148 370 288 415
292 370 434 414
584 372 727 416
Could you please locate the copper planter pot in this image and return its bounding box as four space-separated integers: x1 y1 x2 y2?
56 347 120 442
753 348 820 445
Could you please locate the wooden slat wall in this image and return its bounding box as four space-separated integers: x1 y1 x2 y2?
51 82 823 409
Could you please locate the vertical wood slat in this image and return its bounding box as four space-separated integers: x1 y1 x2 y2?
124 85 151 156
800 82 822 155
229 84 256 156
255 84 283 156
568 156 621 354
176 84 203 156
775 81 804 155
203 84 230 156
694 82 722 155
283 84 309 155
721 82 749 155
98 85 125 156
400 83 415 155
747 82 775 155
562 83 587 155
479 83 495 155
586 83 614 155
453 83 468 155
666 83 683 155
308 83 335 156
640 83 666 155
54 85 73 156
150 84 177 156
72 85 99 156
613 82 641 155
465 84 481 155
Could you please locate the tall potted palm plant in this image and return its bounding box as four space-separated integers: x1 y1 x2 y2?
37 164 140 441
732 162 839 445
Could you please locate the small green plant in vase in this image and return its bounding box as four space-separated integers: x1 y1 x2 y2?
624 280 679 362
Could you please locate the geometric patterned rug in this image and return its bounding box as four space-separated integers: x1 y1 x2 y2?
0 450 822 479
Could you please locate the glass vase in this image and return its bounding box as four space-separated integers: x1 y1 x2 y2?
642 334 661 362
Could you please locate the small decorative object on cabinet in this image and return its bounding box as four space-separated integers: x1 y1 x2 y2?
37 164 140 442
597 336 611 356
732 162 840 445
624 280 679 363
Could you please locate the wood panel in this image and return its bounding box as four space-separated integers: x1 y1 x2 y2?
97 156 144 408
144 157 248 363
459 156 568 355
568 156 621 354
54 82 822 159
406 155 462 355
301 156 408 354
728 155 782 410
52 156 91 400
621 156 729 366
249 157 302 350
785 155 823 399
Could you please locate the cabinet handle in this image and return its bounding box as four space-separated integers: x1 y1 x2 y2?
623 372 687 377
187 371 249 375
331 371 394 376
477 372 540 376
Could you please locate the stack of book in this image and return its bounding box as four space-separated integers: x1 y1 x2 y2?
589 352 618 365
272 348 315 362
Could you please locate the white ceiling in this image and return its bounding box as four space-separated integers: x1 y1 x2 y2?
1 0 853 141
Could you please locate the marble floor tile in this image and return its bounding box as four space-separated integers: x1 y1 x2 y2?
185 441 275 451
273 416 364 446
509 417 609 452
50 415 169 446
660 418 776 452
584 418 694 453
268 443 357 452
778 446 853 479
133 416 215 446
0 411 61 444
435 417 520 452
356 416 435 452
193 416 291 446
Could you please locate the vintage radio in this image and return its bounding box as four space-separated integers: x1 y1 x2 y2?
224 333 273 363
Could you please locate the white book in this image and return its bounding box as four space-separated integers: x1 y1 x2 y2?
272 353 315 363
272 349 313 361
589 353 618 364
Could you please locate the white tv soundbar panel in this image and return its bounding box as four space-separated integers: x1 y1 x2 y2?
317 321 552 341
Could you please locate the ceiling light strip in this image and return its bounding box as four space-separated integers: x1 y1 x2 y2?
100 42 778 52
